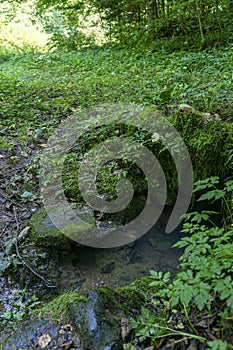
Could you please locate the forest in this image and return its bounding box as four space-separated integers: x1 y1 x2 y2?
0 0 233 349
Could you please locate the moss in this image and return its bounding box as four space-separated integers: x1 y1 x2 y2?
116 286 145 309
29 206 98 248
97 287 129 312
129 276 153 292
29 208 71 250
97 287 120 301
35 292 87 322
116 276 154 302
172 112 233 182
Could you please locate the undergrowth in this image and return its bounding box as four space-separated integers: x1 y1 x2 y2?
130 177 233 349
0 46 233 347
0 46 232 205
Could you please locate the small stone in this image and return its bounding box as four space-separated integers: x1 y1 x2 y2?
121 317 132 343
101 261 115 274
151 132 160 142
128 251 142 264
22 211 32 219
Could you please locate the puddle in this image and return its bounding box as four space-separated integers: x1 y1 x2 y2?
52 207 185 291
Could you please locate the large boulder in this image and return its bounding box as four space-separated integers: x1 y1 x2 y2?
1 288 130 350
69 288 127 350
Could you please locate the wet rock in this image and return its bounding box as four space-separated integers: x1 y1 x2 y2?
148 236 171 252
160 254 179 273
1 319 81 350
69 288 127 350
127 250 143 264
101 261 116 274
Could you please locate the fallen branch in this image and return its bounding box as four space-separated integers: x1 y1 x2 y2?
12 206 58 289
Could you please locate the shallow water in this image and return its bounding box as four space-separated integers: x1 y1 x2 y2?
0 207 185 322
54 207 185 292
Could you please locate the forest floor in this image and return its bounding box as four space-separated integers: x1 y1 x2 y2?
0 46 233 349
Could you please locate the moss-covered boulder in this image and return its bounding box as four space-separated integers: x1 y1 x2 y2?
29 207 72 250
29 207 98 250
69 288 129 350
1 288 133 350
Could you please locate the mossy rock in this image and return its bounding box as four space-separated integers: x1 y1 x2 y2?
116 286 145 309
68 287 129 350
29 205 98 249
29 208 71 250
1 288 130 350
37 291 87 321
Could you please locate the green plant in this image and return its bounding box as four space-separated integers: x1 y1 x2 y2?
207 340 228 350
130 306 205 345
193 176 233 224
0 252 22 277
148 270 171 302
131 176 233 347
170 177 233 314
0 288 40 329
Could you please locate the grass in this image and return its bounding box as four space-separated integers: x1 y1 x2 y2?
1 47 232 138
0 45 232 210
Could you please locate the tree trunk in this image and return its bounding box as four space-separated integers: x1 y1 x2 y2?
147 0 158 40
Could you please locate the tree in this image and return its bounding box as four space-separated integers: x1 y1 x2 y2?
33 0 233 49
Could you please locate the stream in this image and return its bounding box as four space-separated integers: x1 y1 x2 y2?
45 206 185 292
0 206 187 350
0 206 185 317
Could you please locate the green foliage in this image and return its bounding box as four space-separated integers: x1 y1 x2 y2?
0 0 232 52
130 306 205 345
1 48 232 210
171 177 233 314
131 177 233 346
130 306 168 342
207 340 228 350
193 176 233 224
0 253 22 277
148 270 171 300
0 288 40 330
35 0 233 50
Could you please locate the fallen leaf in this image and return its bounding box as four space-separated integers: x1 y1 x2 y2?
38 333 51 348
121 317 132 342
151 132 160 142
195 319 208 328
17 226 30 242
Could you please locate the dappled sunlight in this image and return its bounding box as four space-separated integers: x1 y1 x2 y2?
0 0 49 53
0 21 49 53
